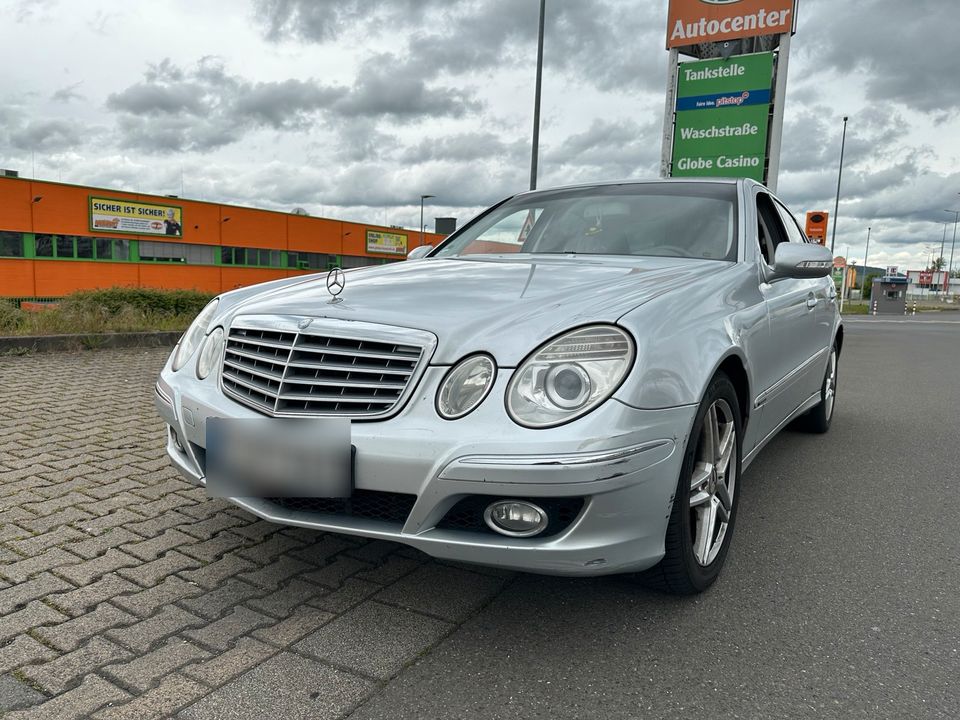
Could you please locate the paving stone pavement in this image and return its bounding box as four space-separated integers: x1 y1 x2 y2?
0 348 512 719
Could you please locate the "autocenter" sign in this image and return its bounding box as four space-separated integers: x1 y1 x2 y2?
667 0 797 49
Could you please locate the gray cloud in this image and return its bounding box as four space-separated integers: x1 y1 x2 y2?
105 55 478 152
7 118 84 152
544 118 661 182
11 0 55 23
255 0 441 43
398 132 525 165
800 0 960 114
255 0 668 94
51 82 83 103
329 56 482 120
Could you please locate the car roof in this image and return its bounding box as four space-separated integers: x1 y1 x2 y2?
514 177 763 199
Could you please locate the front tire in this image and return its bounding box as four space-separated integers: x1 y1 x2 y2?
638 372 742 595
797 344 838 434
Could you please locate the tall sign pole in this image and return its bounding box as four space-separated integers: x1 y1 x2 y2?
659 48 680 178
764 31 791 192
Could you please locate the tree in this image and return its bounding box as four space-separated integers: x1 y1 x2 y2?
929 256 946 271
862 274 875 299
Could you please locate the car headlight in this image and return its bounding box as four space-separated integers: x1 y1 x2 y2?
506 325 635 428
172 298 219 372
196 327 225 379
436 354 497 420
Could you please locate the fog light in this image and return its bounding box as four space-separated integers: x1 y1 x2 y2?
484 500 548 537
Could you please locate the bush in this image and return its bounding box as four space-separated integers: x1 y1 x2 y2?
58 287 214 317
0 299 24 332
1 287 216 336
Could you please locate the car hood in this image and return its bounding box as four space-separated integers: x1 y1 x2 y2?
228 256 727 365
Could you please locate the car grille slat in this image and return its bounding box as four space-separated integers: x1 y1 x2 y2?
286 359 415 376
222 358 285 382
221 322 426 418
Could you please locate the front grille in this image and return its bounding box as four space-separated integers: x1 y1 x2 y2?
221 324 425 418
267 490 416 525
437 496 585 538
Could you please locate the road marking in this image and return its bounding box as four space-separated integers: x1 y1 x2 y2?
844 318 960 324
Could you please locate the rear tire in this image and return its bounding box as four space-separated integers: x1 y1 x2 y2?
638 372 742 595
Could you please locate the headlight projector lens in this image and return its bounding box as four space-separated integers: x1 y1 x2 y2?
544 363 592 409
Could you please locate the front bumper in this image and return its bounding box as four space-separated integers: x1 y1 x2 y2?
155 357 697 576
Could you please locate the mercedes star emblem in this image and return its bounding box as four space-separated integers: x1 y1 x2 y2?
326 267 345 301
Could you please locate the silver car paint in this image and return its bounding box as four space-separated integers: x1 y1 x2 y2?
156 178 841 576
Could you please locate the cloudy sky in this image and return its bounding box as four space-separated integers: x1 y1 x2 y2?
1 0 959 270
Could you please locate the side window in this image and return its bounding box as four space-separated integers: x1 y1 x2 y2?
773 200 807 244
755 193 787 266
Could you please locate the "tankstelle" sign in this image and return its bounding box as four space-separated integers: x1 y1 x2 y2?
671 52 774 182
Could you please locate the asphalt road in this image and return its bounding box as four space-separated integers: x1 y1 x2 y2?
349 317 960 720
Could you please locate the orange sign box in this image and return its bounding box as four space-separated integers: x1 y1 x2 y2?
667 0 796 49
805 211 829 245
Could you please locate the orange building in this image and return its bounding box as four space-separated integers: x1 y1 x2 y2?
0 175 444 299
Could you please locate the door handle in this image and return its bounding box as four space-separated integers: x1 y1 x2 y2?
806 295 818 309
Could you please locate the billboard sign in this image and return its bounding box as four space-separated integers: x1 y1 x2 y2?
805 211 829 244
667 0 796 49
671 52 773 182
366 229 408 256
89 197 183 237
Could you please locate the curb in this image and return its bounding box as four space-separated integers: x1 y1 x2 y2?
0 331 181 354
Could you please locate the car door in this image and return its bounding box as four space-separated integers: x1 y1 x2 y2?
752 190 823 431
771 196 835 397
772 197 837 361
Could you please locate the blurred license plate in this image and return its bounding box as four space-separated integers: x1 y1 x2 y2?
205 418 351 498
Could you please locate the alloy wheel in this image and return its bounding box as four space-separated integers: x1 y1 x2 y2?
689 398 737 566
824 350 837 421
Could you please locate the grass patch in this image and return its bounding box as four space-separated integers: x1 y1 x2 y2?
840 303 869 315
1 287 214 336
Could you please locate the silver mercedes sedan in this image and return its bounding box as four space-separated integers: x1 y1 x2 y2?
155 178 840 594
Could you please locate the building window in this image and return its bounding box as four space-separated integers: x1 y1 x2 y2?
36 234 53 257
56 236 76 258
342 255 388 269
288 251 335 270
114 239 130 261
0 231 24 257
221 246 285 267
96 237 112 259
140 241 187 263
76 237 94 259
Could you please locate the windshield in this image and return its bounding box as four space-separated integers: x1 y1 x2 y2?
434 183 738 261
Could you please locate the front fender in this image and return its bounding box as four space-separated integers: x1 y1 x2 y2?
613 263 764 411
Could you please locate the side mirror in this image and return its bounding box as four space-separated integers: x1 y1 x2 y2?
771 243 833 280
407 245 433 260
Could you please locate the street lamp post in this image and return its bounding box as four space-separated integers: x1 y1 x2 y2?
830 116 849 255
937 222 948 298
529 0 546 191
420 194 435 247
946 205 960 295
862 226 871 302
